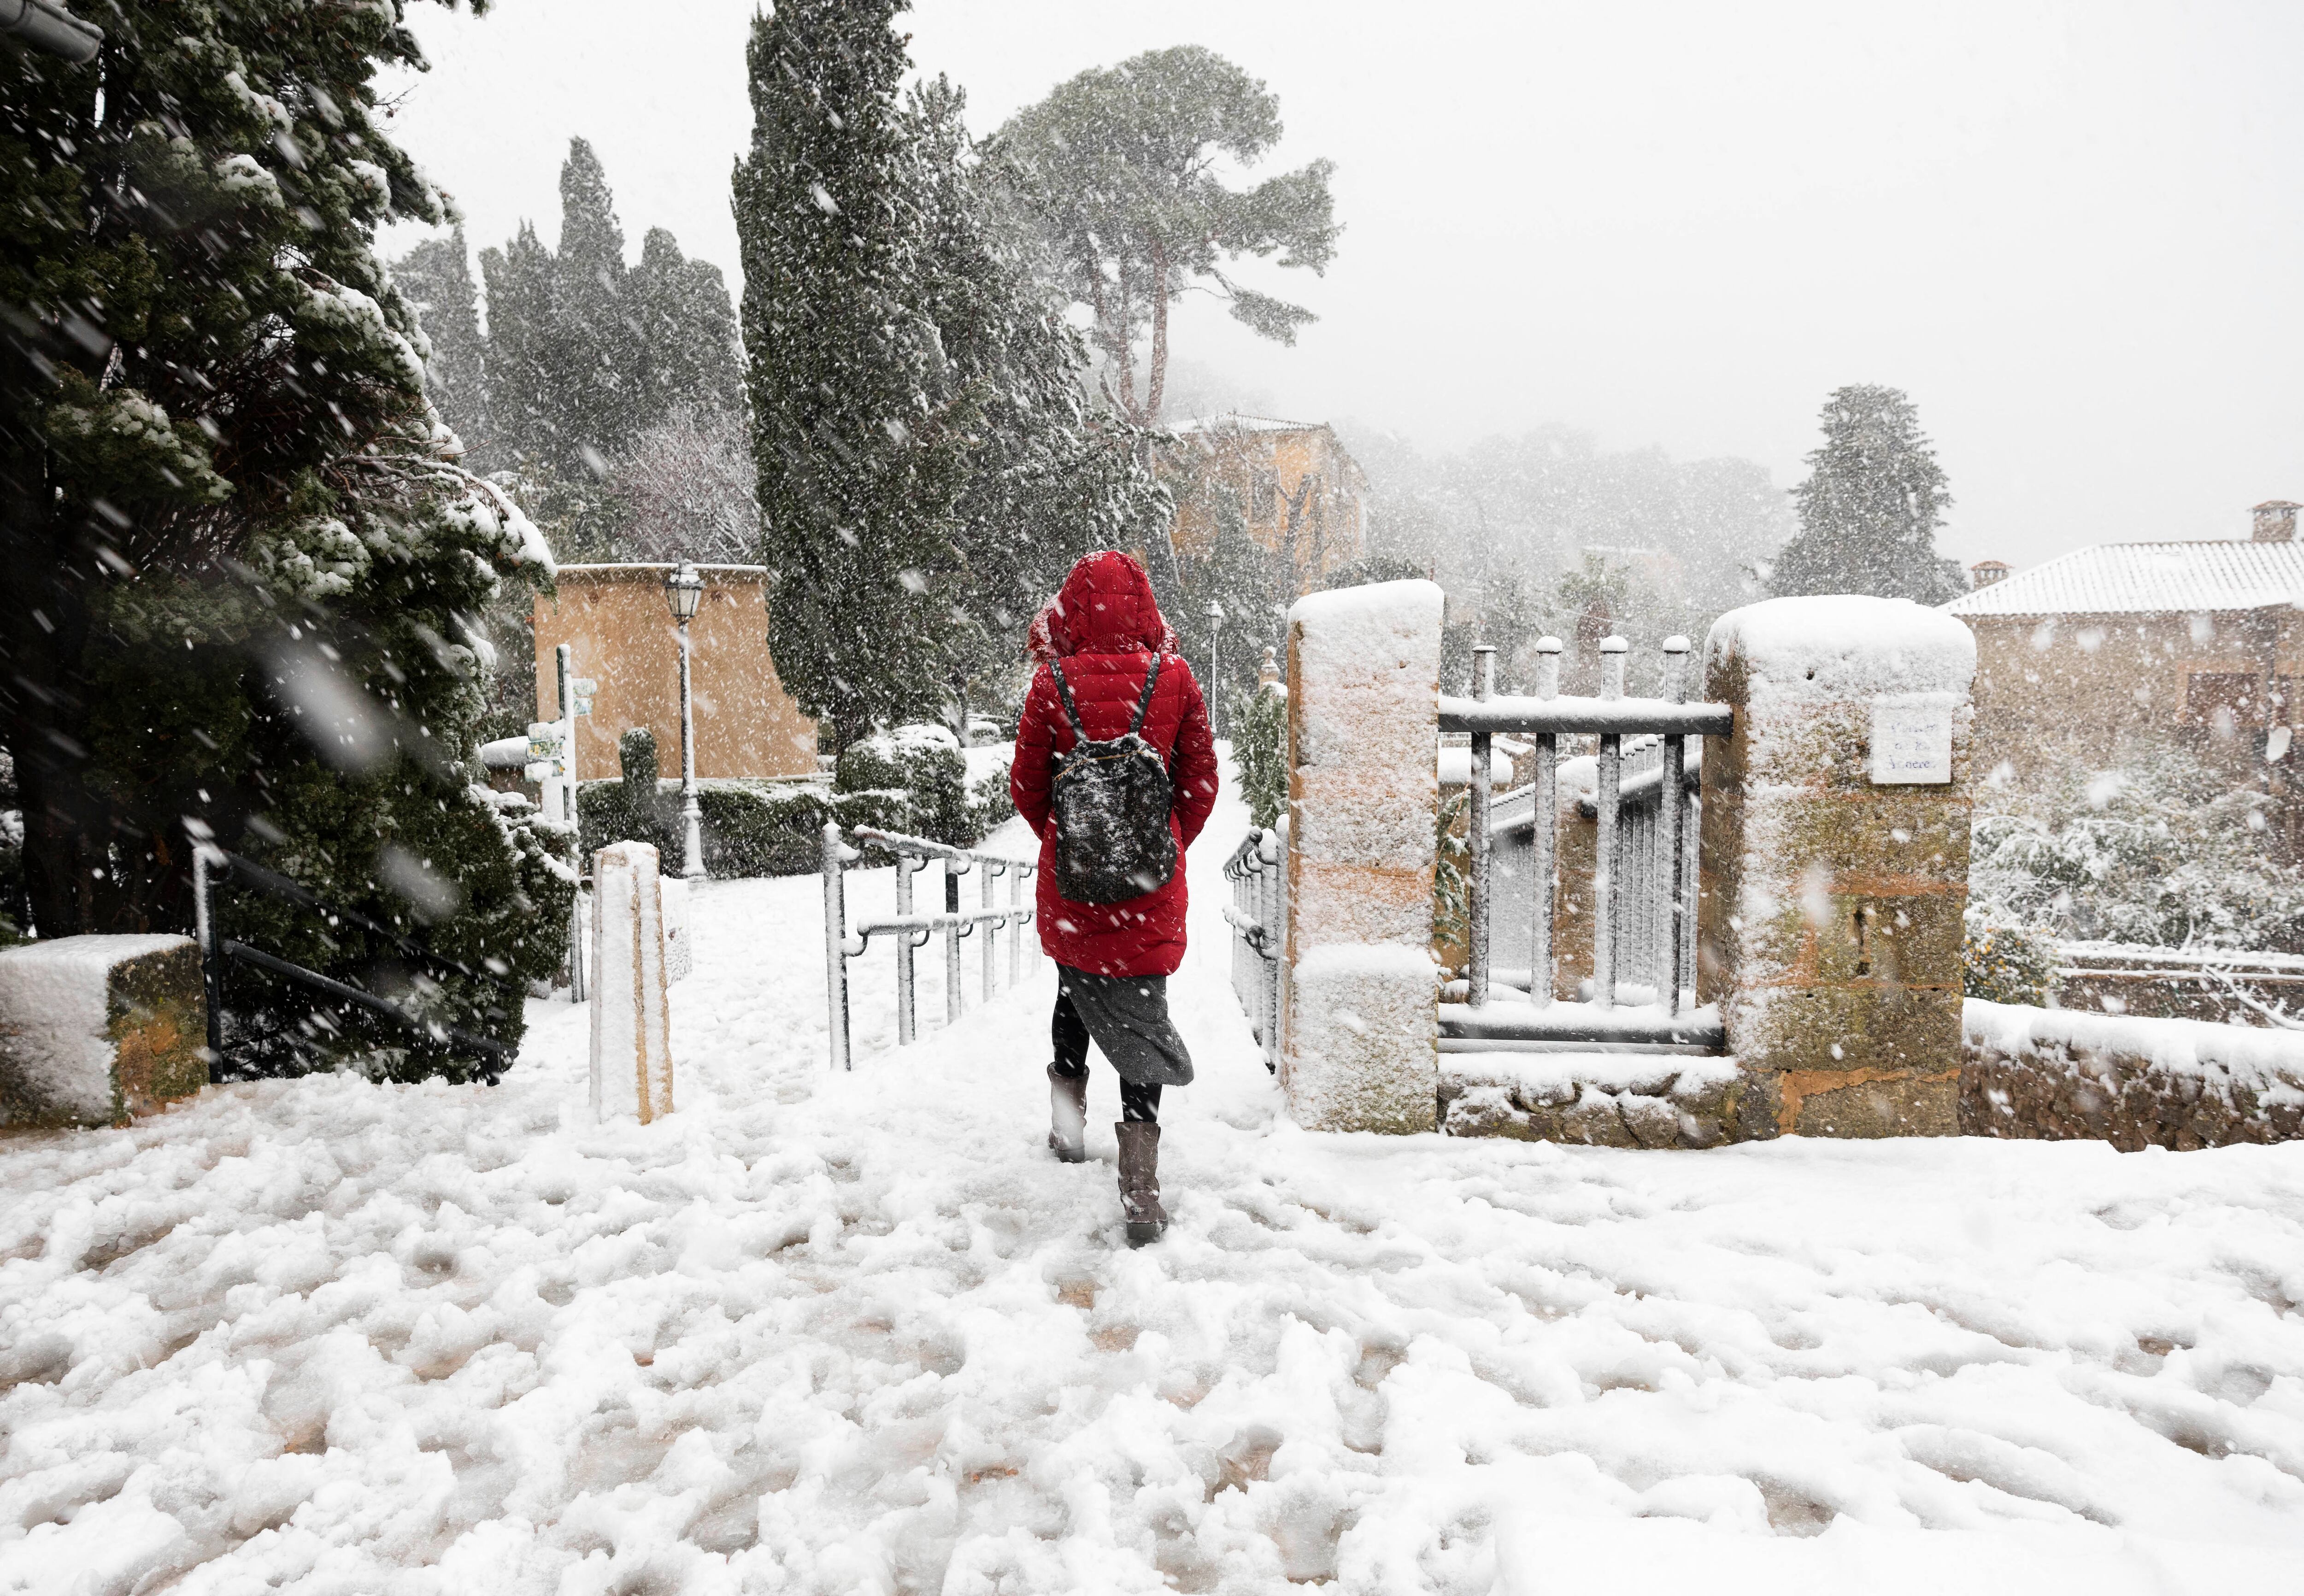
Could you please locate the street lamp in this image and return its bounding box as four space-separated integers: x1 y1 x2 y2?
663 560 706 881
1204 598 1225 739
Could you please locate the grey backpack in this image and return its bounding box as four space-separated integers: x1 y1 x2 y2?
1047 655 1178 904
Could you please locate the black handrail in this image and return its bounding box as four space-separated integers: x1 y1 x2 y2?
195 845 520 1082
220 939 513 1068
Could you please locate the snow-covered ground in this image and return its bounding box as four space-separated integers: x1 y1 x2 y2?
4 768 2304 1594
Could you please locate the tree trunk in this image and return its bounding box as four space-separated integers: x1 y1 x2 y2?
1146 244 1170 422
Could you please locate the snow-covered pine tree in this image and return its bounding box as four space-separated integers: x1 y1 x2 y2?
394 225 491 463
734 0 973 748
907 76 1170 720
0 0 569 1080
999 46 1340 426
1771 385 1962 602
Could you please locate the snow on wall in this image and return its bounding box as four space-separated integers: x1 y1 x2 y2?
0 935 194 1127
1436 743 1514 788
1963 998 2304 1148
1283 581 1445 1133
1705 594 1975 706
590 843 673 1124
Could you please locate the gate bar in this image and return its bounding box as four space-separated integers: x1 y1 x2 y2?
1660 635 1690 1016
1529 638 1560 1009
1467 645 1495 1007
1593 636 1627 1011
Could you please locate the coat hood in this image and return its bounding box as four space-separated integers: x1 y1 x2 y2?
1034 552 1175 658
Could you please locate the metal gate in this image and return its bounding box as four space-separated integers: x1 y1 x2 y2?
1442 633 1731 1054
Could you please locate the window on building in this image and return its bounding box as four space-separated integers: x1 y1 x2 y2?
2185 671 2264 728
1251 470 1277 523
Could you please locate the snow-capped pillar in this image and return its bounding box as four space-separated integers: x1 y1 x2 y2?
590 840 674 1124
1281 579 1446 1133
1697 596 1976 1138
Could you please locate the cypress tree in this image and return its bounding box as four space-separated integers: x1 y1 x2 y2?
394 226 490 461
477 223 560 474
1772 385 1961 603
0 0 569 1078
630 227 745 424
548 137 639 478
734 0 970 748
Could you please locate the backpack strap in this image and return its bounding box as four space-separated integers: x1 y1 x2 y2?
1047 659 1089 742
1128 652 1164 736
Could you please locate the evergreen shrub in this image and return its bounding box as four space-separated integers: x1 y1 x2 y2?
1961 906 2057 1006
1230 683 1289 832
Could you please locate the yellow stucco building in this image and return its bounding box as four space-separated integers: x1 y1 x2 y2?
1164 414 1369 596
533 564 819 781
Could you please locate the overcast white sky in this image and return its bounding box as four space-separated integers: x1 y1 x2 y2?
379 0 2303 572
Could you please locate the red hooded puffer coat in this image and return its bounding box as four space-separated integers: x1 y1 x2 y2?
1011 552 1220 977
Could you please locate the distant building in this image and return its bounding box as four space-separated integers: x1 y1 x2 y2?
533 564 819 782
1945 500 2304 845
1163 415 1369 596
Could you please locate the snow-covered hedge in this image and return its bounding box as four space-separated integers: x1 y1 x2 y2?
1962 998 2304 1149
578 778 908 878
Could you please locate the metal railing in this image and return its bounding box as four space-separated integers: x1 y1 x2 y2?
820 823 1038 1070
1221 822 1286 1073
190 841 520 1080
1439 633 1731 1054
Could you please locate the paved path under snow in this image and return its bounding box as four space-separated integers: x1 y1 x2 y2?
4 768 2304 1594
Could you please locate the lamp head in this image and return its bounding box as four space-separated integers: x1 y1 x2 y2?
664 560 704 622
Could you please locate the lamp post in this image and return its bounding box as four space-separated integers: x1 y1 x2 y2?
663 560 706 880
1204 598 1225 739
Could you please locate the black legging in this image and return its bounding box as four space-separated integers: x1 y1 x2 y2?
1051 992 1162 1122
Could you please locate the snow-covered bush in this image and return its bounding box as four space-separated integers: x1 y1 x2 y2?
1433 788 1471 960
838 724 970 846
1970 740 2304 951
1962 904 2057 1005
967 751 1017 838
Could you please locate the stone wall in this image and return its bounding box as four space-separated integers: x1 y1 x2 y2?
1439 1053 1768 1148
1962 998 2304 1149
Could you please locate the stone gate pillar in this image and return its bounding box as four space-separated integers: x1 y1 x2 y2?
1282 579 1446 1132
1697 595 1976 1137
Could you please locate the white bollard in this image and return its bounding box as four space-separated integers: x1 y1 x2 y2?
590 841 673 1123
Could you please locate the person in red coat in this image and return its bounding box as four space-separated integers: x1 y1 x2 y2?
1011 552 1220 1244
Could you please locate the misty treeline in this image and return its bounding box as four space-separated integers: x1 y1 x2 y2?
393 140 748 567
0 0 569 1079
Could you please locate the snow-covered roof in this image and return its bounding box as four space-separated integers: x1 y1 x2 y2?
1944 540 2304 616
1173 412 1323 435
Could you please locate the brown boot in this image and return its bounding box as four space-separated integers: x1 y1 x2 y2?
1047 1067 1088 1162
1116 1120 1168 1246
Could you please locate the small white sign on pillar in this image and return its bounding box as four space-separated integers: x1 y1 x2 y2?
590 841 674 1123
1869 695 1956 785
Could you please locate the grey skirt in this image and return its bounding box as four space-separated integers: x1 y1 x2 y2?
1057 965 1195 1087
